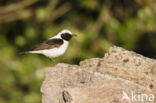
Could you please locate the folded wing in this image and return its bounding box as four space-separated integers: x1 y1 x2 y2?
33 38 64 51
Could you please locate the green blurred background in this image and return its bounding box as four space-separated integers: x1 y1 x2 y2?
0 0 156 103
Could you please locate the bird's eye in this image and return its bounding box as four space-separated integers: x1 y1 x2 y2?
61 33 72 41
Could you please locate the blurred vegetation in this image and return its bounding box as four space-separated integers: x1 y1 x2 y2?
0 0 156 103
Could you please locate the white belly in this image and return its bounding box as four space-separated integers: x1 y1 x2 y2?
42 41 69 58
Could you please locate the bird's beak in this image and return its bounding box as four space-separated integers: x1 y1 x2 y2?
72 34 77 37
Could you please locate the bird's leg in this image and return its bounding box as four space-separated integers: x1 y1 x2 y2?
50 58 55 63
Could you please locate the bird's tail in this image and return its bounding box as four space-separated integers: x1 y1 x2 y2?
19 51 40 55
19 51 31 55
20 51 41 54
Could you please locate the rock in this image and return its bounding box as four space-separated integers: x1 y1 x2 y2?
41 46 156 103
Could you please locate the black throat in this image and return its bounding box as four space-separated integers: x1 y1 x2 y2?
61 33 72 41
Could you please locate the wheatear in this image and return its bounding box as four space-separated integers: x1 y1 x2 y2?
22 29 76 62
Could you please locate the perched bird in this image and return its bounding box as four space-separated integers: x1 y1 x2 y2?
22 29 77 62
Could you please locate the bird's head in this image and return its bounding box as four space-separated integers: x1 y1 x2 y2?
57 29 77 41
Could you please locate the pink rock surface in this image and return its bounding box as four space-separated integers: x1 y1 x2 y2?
41 46 156 103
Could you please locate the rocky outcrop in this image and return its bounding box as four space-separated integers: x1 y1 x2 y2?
41 46 156 103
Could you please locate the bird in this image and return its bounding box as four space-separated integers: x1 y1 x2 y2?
22 29 77 62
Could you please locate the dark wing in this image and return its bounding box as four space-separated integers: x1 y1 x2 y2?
33 38 64 51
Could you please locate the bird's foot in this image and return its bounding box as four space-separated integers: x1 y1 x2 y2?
51 58 56 63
